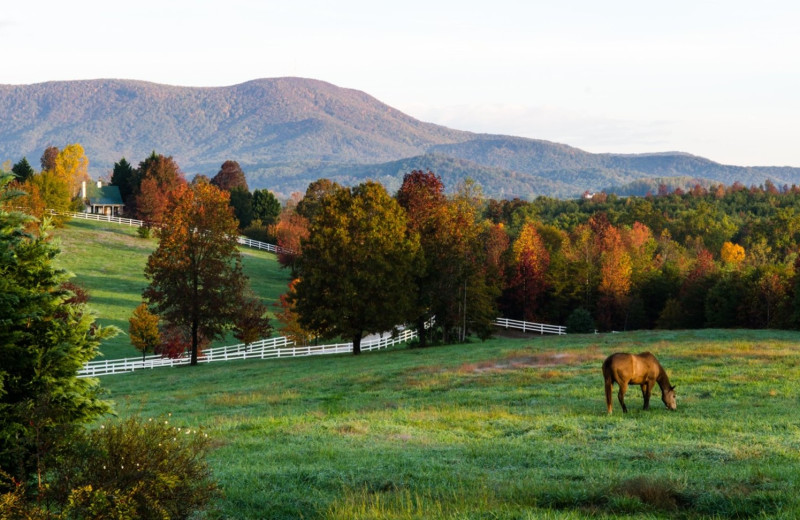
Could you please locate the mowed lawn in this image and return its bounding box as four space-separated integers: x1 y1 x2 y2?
100 328 800 519
53 218 290 359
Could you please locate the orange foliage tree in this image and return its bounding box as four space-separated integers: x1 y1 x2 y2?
143 182 249 365
507 222 550 321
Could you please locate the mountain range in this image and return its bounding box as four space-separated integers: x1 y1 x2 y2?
1 77 799 199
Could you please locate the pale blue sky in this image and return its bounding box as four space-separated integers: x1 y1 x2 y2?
2 0 798 166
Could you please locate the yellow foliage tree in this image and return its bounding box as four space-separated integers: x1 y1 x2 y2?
720 241 745 266
129 303 161 362
54 143 90 198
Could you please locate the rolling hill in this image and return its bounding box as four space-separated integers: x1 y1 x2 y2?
2 77 800 199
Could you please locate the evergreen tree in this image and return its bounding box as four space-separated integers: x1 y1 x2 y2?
111 157 135 204
252 188 281 226
0 174 115 485
11 157 35 183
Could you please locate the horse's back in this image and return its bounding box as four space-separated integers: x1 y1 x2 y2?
603 352 660 384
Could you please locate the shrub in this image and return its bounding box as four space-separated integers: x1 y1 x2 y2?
48 416 218 520
566 307 595 334
137 225 152 239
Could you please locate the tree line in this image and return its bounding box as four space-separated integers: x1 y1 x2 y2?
9 144 800 346
278 173 800 343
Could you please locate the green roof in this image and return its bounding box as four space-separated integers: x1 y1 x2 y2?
86 184 124 206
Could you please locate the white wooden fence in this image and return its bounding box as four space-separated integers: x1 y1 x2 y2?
61 209 566 377
494 318 567 335
79 328 419 378
59 210 283 253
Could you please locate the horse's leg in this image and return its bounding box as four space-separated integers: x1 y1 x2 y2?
605 377 614 414
617 381 629 413
641 382 652 410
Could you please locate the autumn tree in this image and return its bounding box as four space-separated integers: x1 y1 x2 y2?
396 170 447 347
129 303 161 362
210 160 249 192
433 182 498 342
40 145 59 171
133 152 186 224
293 181 419 354
143 182 248 365
233 292 273 348
275 204 308 271
274 279 316 345
507 221 550 321
596 223 633 329
53 143 90 197
28 168 72 220
720 241 745 267
295 178 342 221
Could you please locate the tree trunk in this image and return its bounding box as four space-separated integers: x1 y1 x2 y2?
352 332 362 355
190 320 199 366
416 316 427 348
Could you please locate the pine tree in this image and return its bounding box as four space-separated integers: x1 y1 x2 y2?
0 174 115 485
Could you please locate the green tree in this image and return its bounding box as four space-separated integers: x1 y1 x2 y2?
28 169 72 222
111 157 135 204
294 181 419 354
252 188 281 226
11 157 35 183
143 182 248 365
0 174 115 486
229 187 254 228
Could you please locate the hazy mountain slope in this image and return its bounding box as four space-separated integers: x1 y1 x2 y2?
0 78 470 174
244 153 576 198
2 78 799 199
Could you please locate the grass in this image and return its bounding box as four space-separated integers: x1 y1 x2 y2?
52 218 290 359
99 328 800 519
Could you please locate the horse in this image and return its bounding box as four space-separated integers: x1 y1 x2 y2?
602 352 676 414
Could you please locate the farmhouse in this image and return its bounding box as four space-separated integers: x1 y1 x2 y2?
81 180 124 216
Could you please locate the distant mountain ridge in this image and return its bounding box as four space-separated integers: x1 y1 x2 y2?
1 77 799 199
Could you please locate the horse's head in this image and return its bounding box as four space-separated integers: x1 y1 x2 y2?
662 385 677 411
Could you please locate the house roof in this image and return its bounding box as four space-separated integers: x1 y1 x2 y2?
86 184 124 206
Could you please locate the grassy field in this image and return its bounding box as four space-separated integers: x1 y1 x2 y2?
99 328 800 519
53 218 290 359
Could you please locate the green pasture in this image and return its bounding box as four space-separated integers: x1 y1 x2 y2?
53 218 290 359
100 328 800 519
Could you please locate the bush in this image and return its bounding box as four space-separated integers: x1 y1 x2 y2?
48 416 218 520
566 307 595 334
137 225 152 239
242 218 276 243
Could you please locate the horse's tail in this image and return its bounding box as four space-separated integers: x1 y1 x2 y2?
602 355 615 413
602 355 613 382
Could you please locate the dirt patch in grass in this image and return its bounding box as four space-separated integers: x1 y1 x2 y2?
459 349 604 374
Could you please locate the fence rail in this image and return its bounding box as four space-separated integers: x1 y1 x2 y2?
494 318 566 335
59 210 283 253
79 329 419 378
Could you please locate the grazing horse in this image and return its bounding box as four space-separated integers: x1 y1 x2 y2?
602 352 676 414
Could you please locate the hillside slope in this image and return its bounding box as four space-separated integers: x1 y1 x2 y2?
2 78 800 198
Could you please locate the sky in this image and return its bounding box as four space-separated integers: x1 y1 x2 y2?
2 0 799 166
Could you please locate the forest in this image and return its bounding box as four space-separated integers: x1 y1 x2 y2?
8 145 800 343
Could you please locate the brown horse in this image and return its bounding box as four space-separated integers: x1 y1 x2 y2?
602 352 676 414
